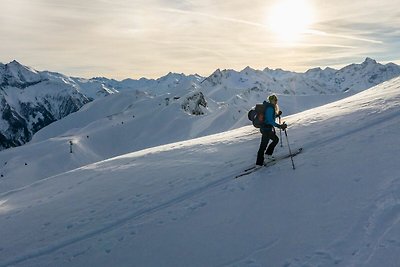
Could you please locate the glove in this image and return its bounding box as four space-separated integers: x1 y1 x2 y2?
277 110 282 116
280 122 287 131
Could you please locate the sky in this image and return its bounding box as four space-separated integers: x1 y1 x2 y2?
1 0 399 80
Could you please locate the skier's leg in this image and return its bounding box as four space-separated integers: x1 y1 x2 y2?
256 133 270 165
265 132 279 155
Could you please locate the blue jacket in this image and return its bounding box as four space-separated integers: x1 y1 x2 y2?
261 101 280 131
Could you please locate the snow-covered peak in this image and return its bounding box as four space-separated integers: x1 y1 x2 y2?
204 68 223 85
362 57 377 65
323 66 337 73
241 66 257 74
262 67 296 80
341 57 381 72
157 72 183 81
334 58 400 92
155 72 203 86
306 67 323 74
1 60 43 88
7 60 37 73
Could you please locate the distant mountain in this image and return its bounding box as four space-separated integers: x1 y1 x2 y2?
201 58 400 98
107 72 204 95
0 61 117 149
1 58 400 151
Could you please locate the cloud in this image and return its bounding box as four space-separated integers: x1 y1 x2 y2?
306 29 383 44
1 0 399 79
159 7 268 28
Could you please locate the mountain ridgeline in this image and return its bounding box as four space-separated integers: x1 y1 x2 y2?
1 58 400 150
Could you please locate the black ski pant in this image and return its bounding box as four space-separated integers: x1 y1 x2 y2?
256 129 279 165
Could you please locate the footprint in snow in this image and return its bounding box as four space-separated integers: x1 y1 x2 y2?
188 201 207 211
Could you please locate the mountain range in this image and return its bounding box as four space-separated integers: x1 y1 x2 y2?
1 57 400 151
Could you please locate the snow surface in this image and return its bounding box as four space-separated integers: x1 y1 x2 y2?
0 88 347 193
0 77 400 266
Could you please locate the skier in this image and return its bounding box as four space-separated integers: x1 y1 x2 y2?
256 94 287 166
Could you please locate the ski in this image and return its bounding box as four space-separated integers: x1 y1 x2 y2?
235 148 303 179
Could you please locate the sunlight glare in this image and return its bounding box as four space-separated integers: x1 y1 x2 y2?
267 0 314 43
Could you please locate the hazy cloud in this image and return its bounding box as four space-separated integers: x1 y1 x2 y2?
0 0 399 79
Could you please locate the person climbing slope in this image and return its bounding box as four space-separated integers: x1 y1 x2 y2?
256 94 287 166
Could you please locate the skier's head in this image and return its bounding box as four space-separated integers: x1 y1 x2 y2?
268 94 278 104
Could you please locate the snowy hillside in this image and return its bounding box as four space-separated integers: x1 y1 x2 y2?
0 77 399 267
0 87 350 192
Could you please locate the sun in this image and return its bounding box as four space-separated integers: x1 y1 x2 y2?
267 0 314 43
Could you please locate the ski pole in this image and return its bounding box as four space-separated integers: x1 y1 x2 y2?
284 129 296 170
278 116 283 147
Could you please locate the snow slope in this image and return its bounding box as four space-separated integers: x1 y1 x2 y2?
0 89 346 193
0 77 399 266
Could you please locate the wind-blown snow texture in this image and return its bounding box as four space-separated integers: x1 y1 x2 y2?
0 72 400 266
1 58 400 150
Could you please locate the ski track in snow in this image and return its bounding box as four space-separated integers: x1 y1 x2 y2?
302 109 400 152
0 162 247 267
338 177 400 267
287 177 400 267
360 179 400 265
219 238 280 267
